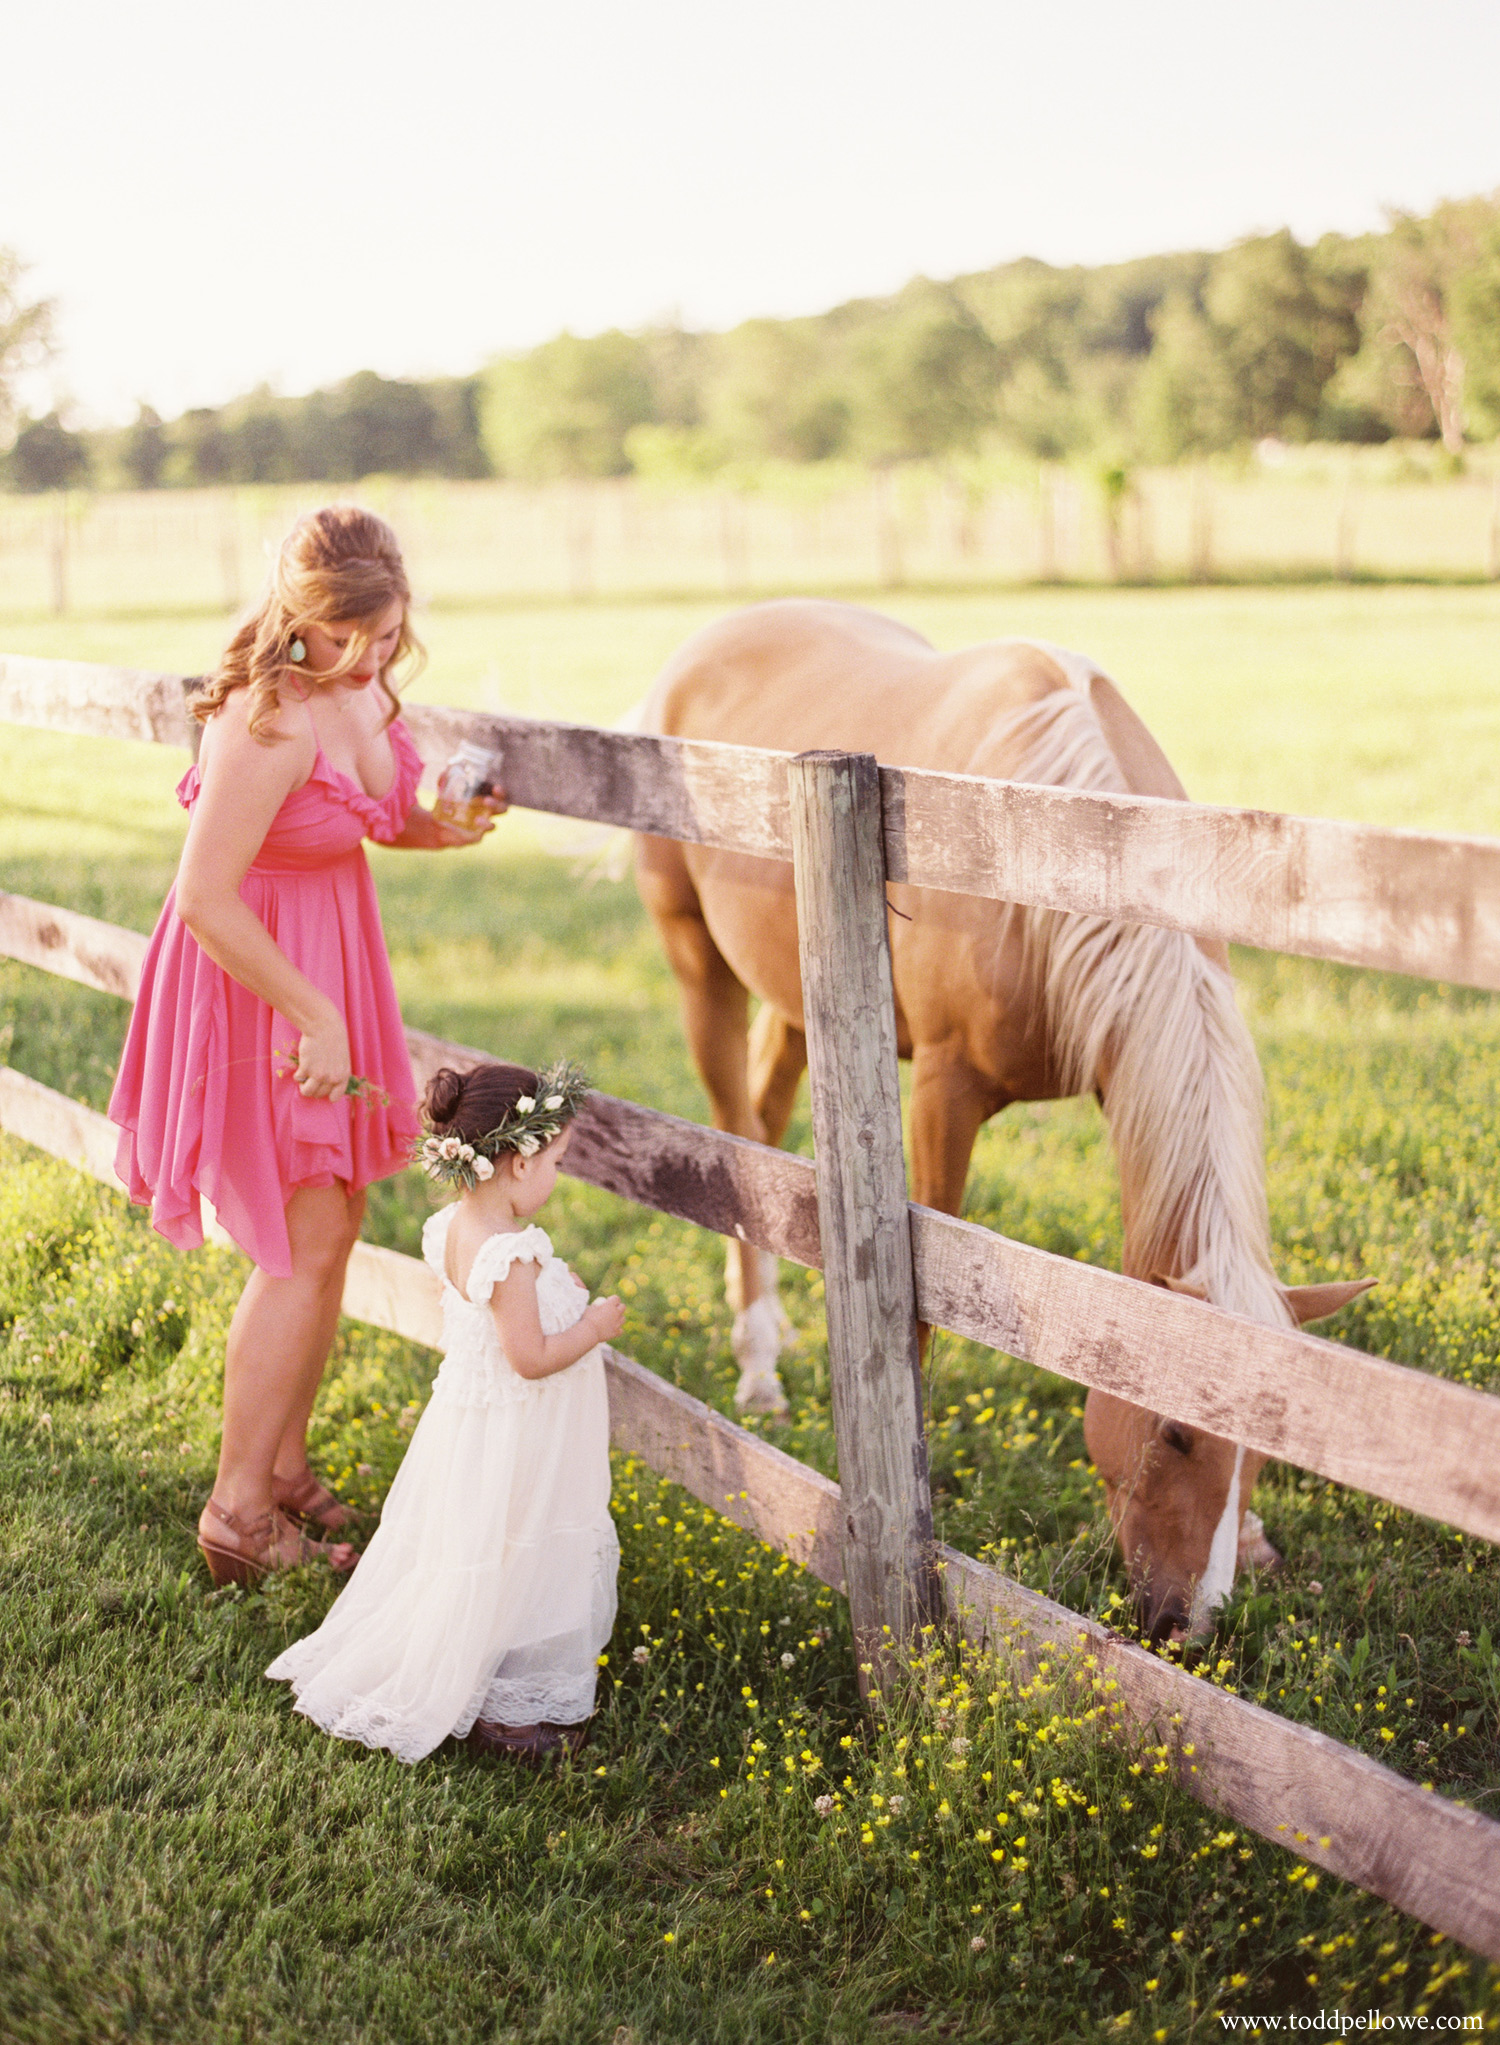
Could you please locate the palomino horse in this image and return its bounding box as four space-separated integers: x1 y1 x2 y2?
635 599 1370 1638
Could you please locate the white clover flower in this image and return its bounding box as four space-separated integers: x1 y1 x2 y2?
949 1735 971 1757
970 1935 987 1954
515 1096 536 1114
632 1644 651 1664
780 1651 795 1668
887 1795 905 1815
544 1094 563 1110
473 1156 495 1181
813 1794 834 1817
516 1134 541 1157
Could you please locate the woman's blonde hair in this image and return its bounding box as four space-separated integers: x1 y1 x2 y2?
194 504 425 739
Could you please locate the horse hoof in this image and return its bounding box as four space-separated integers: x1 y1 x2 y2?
1237 1508 1281 1573
734 1369 790 1416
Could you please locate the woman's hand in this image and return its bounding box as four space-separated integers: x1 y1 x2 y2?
293 1009 352 1099
584 1294 626 1344
390 787 509 850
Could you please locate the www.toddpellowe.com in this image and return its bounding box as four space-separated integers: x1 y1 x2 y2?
1216 2012 1485 2034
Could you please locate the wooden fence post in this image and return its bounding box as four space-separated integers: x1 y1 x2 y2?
49 494 69 616
788 749 939 1696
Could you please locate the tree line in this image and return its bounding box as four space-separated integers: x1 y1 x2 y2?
4 193 1499 495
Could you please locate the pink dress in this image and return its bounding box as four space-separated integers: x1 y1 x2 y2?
109 717 424 1277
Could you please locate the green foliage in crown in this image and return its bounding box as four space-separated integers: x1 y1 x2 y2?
416 1060 592 1191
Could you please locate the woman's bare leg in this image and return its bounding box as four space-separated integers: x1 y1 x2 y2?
207 1182 362 1560
272 1188 364 1493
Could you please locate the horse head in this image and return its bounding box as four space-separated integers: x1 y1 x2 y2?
1084 1278 1374 1641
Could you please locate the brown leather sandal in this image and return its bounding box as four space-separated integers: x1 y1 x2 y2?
466 1719 586 1764
272 1467 364 1536
196 1497 357 1587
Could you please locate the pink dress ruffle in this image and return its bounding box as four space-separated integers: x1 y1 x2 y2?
109 718 424 1278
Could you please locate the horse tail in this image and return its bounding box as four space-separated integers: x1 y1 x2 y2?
1001 681 1292 1331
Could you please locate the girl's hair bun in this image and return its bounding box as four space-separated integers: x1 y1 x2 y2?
424 1066 467 1126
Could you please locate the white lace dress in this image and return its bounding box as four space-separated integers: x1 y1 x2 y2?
265 1210 619 1763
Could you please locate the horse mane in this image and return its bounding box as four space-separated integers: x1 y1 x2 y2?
1000 678 1293 1332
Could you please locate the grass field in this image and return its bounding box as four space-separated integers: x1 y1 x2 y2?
2 586 1500 2040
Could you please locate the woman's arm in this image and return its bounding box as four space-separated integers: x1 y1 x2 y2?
491 1261 625 1380
174 705 351 1098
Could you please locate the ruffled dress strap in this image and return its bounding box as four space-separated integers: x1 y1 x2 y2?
465 1226 552 1303
361 718 423 844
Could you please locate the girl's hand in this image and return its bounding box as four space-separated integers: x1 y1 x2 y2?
585 1294 625 1344
294 1011 352 1099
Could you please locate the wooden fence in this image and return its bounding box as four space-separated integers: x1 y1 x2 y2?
4 468 1499 614
4 652 1500 1957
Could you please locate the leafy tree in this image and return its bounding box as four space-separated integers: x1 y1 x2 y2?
6 411 89 491
622 422 730 483
481 330 654 479
1133 291 1239 460
326 370 441 478
1354 197 1500 450
169 407 233 485
843 284 999 462
1444 198 1500 441
426 375 491 478
121 404 168 489
0 249 54 446
703 318 848 464
220 386 293 483
1204 230 1360 441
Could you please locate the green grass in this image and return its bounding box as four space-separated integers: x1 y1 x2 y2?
3 586 1500 2038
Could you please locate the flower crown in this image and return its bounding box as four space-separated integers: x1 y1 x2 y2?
416 1060 592 1191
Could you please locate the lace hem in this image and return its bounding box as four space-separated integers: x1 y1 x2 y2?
465 1671 598 1731
298 1699 438 1766
264 1659 445 1765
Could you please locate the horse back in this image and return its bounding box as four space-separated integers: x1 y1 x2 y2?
641 597 1176 793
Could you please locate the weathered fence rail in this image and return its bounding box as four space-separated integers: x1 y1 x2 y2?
8 654 1500 989
5 653 1500 1956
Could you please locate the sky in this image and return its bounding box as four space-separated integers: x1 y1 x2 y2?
7 0 1500 426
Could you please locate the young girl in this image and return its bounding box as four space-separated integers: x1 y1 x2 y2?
108 505 504 1584
266 1060 625 1764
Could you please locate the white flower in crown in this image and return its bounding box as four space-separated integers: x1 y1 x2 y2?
515 1096 536 1114
544 1094 563 1110
516 1134 541 1157
439 1136 462 1160
473 1155 495 1181
458 1144 475 1162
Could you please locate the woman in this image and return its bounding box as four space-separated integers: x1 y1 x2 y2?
109 505 504 1583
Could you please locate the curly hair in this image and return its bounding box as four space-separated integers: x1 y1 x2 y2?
192 504 425 741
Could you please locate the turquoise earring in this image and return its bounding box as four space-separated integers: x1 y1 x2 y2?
289 638 307 664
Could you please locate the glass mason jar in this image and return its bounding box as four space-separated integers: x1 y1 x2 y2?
432 740 503 831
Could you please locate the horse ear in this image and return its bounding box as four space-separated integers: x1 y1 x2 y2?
1281 1278 1376 1324
1147 1272 1208 1300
